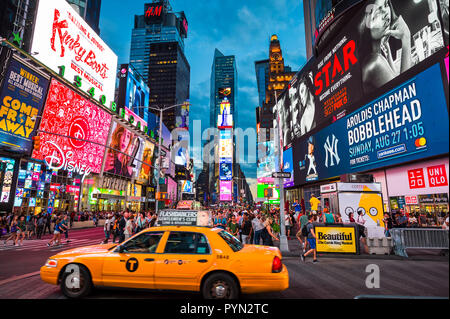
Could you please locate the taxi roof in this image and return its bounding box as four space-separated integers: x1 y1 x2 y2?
142 225 222 234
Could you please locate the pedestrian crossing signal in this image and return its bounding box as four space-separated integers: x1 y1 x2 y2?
157 192 168 200
32 134 41 151
264 188 273 198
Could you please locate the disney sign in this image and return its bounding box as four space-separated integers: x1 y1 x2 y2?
43 140 91 182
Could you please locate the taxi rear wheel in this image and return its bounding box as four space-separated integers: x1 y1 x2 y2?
60 264 92 299
202 273 239 299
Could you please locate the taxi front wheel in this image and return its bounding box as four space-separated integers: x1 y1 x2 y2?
202 273 239 299
60 264 93 299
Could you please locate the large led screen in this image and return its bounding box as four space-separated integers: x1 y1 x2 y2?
0 58 50 153
292 63 449 186
32 79 112 175
103 120 145 179
31 0 118 109
137 140 155 183
280 0 446 149
220 181 232 202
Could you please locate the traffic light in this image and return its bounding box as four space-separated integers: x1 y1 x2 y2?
156 192 168 200
32 134 41 151
264 188 273 198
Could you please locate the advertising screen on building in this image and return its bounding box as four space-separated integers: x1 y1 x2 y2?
281 0 446 149
181 180 193 194
144 2 165 24
292 63 449 186
0 57 50 153
32 79 112 177
218 114 233 128
103 120 145 179
122 107 148 134
30 0 118 110
283 147 295 188
219 138 233 158
176 101 190 130
219 159 233 181
137 140 155 184
117 64 150 122
220 181 232 201
218 87 232 99
257 141 277 184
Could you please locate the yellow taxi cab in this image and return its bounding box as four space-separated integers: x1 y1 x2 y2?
40 211 289 299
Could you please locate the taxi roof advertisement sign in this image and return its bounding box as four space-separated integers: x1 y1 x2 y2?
157 210 212 227
30 0 118 109
0 57 50 153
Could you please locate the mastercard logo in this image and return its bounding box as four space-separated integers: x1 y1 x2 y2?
415 137 427 148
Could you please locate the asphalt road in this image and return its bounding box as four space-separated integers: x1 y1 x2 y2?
0 227 448 299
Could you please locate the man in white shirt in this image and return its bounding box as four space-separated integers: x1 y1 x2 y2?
124 212 133 240
252 214 265 245
443 216 449 230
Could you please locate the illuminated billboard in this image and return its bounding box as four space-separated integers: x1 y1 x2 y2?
117 64 149 122
103 120 145 179
281 0 446 149
219 159 233 181
220 98 231 115
176 101 190 130
220 181 232 201
219 138 233 158
32 79 112 178
218 87 232 99
218 114 233 128
0 57 50 153
137 140 155 184
30 0 118 110
181 180 193 194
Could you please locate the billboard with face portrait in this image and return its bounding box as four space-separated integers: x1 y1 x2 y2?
137 140 155 184
281 0 447 152
32 79 112 178
103 120 145 180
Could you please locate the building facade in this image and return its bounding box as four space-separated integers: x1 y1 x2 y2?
130 0 190 131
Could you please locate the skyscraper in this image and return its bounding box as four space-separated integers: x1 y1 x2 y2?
209 49 238 204
67 0 102 35
130 0 190 130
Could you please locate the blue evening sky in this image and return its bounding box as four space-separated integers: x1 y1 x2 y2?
99 0 308 196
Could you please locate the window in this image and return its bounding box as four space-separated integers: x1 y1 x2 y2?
218 231 243 252
164 232 210 254
121 232 164 253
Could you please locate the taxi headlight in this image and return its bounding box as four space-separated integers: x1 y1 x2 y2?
45 259 58 268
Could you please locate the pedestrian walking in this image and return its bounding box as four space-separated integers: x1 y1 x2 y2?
47 217 63 247
112 214 121 243
36 214 45 239
227 215 240 238
15 215 27 246
4 216 18 246
301 214 318 263
61 215 70 243
323 208 335 224
102 214 112 244
296 212 310 252
240 213 253 244
261 216 279 246
43 213 52 235
356 209 369 254
124 212 133 241
26 214 35 239
252 213 265 245
285 213 292 240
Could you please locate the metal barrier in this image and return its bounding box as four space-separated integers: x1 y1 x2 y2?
390 228 449 257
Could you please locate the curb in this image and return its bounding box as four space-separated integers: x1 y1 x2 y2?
281 251 449 261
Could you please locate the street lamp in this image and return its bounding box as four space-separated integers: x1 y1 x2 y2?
134 103 188 216
274 91 289 253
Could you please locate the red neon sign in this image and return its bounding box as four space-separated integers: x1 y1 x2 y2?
145 5 162 17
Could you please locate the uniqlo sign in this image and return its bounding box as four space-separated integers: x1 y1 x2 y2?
408 168 426 189
30 0 118 109
405 196 418 205
427 164 448 187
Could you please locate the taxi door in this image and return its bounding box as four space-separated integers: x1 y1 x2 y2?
154 231 213 291
102 231 164 289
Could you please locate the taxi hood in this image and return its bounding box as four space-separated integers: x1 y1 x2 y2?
55 244 117 257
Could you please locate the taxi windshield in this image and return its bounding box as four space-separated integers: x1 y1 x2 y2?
218 230 243 252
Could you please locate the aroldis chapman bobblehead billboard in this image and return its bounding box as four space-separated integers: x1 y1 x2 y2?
293 63 449 186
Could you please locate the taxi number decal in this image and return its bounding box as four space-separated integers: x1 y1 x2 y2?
217 255 229 260
126 258 139 272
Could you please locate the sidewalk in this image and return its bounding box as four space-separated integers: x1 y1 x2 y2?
275 238 449 261
70 220 105 229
